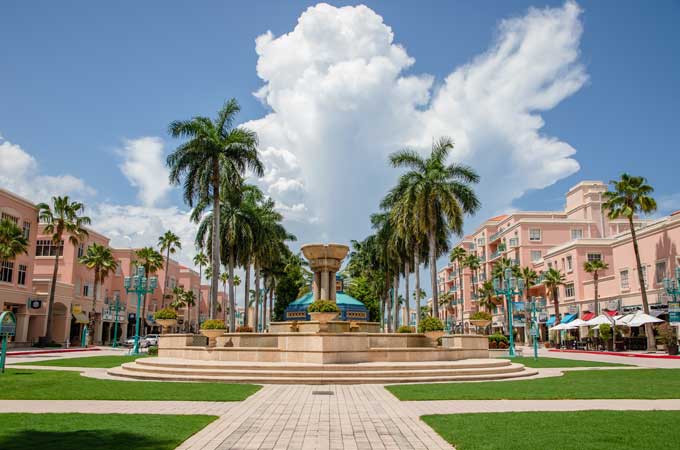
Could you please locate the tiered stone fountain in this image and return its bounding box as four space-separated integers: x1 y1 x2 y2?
109 243 537 384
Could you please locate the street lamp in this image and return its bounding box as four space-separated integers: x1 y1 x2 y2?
124 266 157 355
527 297 546 360
663 267 680 301
110 296 124 349
493 267 524 358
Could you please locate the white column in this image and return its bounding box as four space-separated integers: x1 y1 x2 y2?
313 272 321 301
330 271 337 302
320 270 329 300
15 313 29 344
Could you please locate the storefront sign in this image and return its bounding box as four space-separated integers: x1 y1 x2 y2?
102 309 126 322
512 302 526 327
28 298 42 309
669 301 680 325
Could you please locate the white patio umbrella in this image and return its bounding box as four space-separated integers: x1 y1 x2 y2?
617 311 664 327
549 322 571 331
585 314 620 327
566 318 588 328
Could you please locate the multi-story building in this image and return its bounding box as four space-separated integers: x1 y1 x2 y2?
0 188 42 346
437 181 667 340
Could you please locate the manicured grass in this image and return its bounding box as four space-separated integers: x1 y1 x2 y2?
0 369 260 401
14 355 147 368
422 410 680 450
387 369 680 400
0 413 216 450
499 356 628 368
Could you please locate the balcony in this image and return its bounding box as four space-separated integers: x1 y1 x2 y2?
479 254 486 262
449 286 457 292
508 238 519 247
489 229 504 242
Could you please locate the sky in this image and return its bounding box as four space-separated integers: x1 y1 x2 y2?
1 1 679 302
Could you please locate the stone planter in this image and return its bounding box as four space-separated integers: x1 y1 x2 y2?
156 319 177 334
424 330 445 345
308 312 339 332
200 329 226 347
470 319 491 329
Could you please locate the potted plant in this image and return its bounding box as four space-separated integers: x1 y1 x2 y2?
656 323 678 355
469 311 492 330
200 319 227 347
599 323 613 351
154 308 178 334
236 325 253 333
397 325 414 333
307 300 340 331
418 316 445 343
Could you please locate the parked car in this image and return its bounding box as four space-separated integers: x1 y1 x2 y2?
142 334 159 347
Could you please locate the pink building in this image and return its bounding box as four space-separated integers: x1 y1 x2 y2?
0 188 42 346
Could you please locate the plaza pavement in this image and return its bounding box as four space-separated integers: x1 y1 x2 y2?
4 348 680 449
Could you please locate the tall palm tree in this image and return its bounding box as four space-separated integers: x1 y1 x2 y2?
167 99 263 328
603 173 657 350
464 254 481 300
79 243 117 345
389 137 480 318
0 218 29 260
182 289 196 332
158 230 182 307
584 259 609 315
477 281 496 313
543 268 566 326
135 247 164 333
449 247 467 331
193 251 208 325
38 196 90 343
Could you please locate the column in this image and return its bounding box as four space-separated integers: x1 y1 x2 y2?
312 272 321 301
320 270 329 300
15 313 29 344
330 271 337 302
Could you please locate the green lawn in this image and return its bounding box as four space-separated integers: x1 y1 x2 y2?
422 411 680 450
0 369 260 401
0 413 216 450
387 369 680 401
14 355 146 368
499 356 628 368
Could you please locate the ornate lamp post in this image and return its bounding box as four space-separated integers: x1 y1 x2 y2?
111 296 124 349
124 266 158 355
527 297 546 360
493 267 524 358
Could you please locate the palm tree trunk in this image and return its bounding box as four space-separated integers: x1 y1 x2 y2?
404 260 410 330
414 246 421 332
228 254 236 331
269 280 275 326
243 261 250 327
594 271 599 315
629 217 656 351
254 265 260 332
89 272 99 345
458 267 464 334
223 277 227 324
197 265 202 327
262 274 268 331
552 289 560 326
428 227 439 318
386 277 393 333
45 249 61 343
210 162 220 320
393 273 400 330
163 248 170 308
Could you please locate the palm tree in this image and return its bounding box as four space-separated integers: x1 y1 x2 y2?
78 243 117 345
158 230 182 307
449 247 467 331
464 254 481 300
167 99 263 329
38 196 90 343
491 257 517 332
477 281 496 313
0 218 29 260
389 137 480 318
193 251 208 325
182 289 197 332
584 259 609 315
135 247 164 333
543 268 566 326
603 173 657 350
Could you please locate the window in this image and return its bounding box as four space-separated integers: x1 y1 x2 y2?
509 238 519 247
640 266 648 288
0 260 13 283
620 270 629 290
17 264 27 285
529 229 541 241
477 237 485 246
22 221 31 239
531 250 541 262
1 213 18 224
115 262 122 276
547 262 552 269
83 284 90 297
77 243 85 258
565 283 575 298
571 229 583 240
36 239 63 257
566 255 573 272
656 261 667 284
587 253 602 262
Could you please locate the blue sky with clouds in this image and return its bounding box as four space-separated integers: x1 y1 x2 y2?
1 1 679 299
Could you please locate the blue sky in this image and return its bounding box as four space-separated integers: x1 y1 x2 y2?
1 1 679 298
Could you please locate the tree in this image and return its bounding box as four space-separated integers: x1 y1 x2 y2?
492 257 518 332
449 247 467 331
477 281 496 313
517 266 538 344
192 251 208 325
603 173 657 351
584 259 609 315
170 287 187 311
78 243 117 344
135 246 164 333
167 98 263 330
464 254 481 300
388 137 480 318
158 230 182 307
0 218 29 260
38 196 90 343
182 289 196 332
543 268 566 326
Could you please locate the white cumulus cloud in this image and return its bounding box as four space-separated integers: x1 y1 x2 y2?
118 137 172 207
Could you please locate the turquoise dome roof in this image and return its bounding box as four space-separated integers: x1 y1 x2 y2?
288 292 366 307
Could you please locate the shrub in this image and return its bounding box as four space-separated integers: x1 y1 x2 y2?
200 319 227 330
656 323 677 346
498 341 508 349
307 300 340 313
487 333 509 345
599 323 612 340
236 325 253 333
470 311 492 321
397 325 414 333
418 316 444 333
489 340 498 349
147 346 158 356
154 308 178 320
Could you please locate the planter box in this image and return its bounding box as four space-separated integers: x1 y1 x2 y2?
156 319 177 334
308 312 339 331
200 329 226 347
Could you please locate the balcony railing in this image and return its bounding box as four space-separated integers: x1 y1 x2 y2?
489 230 504 242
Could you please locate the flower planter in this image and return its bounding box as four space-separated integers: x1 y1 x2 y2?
156 319 177 334
470 319 491 328
309 312 339 332
200 329 226 347
425 330 445 345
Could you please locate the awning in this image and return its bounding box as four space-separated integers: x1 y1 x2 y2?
651 310 668 318
604 309 618 316
546 315 556 326
72 312 89 324
562 313 578 324
581 312 596 321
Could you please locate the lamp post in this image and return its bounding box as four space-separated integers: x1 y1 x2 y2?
664 267 680 328
111 296 124 349
493 267 524 358
526 297 546 360
124 266 157 355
